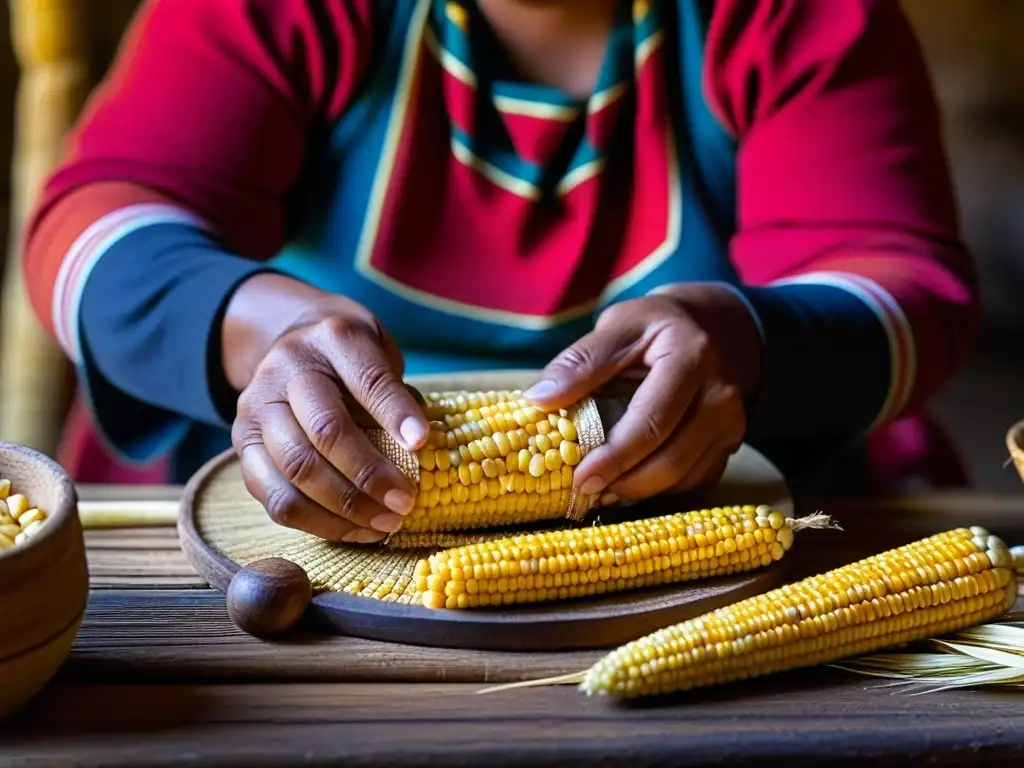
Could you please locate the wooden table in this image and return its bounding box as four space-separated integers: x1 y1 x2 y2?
2 486 1023 766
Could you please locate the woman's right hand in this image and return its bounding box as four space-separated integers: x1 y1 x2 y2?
223 275 430 543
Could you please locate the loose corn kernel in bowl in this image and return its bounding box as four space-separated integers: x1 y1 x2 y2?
0 478 50 550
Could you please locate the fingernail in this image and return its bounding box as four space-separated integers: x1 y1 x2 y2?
383 488 415 516
399 416 428 450
599 492 619 507
579 476 606 496
524 380 558 399
370 511 405 533
342 528 387 544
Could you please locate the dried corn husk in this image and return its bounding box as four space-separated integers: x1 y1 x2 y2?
832 613 1024 693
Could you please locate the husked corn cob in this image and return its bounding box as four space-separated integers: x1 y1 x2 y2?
391 389 598 534
0 478 50 550
581 526 1018 698
414 504 825 610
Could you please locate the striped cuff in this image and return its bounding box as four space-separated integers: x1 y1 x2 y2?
769 271 917 430
63 206 272 462
52 204 209 366
736 271 915 446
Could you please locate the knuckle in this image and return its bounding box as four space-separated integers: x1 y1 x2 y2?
234 396 263 425
597 299 636 326
231 417 261 451
554 345 595 374
634 411 668 450
356 364 400 414
263 338 305 370
333 483 362 522
717 382 741 405
319 314 369 344
264 485 301 527
305 406 346 455
350 460 383 495
277 442 319 487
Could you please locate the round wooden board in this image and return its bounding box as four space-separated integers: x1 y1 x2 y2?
179 370 795 651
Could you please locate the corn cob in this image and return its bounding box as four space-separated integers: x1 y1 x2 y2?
413 504 831 610
580 526 1018 698
368 389 604 534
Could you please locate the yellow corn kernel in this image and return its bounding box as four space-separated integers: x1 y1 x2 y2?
557 417 577 442
528 453 547 478
517 449 532 474
493 431 512 456
399 391 594 533
6 494 29 520
17 508 45 527
581 526 1017 698
560 465 573 489
508 430 523 451
560 440 582 467
468 440 486 462
0 478 11 499
435 449 451 471
481 436 500 459
416 505 804 607
544 448 563 472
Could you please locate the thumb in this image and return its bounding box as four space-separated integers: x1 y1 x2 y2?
524 324 645 410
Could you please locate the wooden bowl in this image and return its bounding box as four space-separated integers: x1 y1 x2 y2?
0 442 87 720
1006 419 1024 485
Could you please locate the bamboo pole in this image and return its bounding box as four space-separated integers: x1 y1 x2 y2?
0 1 91 455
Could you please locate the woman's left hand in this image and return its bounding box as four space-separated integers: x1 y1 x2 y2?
524 285 761 503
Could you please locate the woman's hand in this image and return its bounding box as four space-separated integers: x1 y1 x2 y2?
524 284 762 503
224 276 430 543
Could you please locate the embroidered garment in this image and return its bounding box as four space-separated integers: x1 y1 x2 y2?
23 0 977 487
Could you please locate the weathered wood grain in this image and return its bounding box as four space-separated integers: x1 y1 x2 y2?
84 528 205 587
67 588 1023 686
3 678 1024 767
17 486 1019 766
66 589 605 684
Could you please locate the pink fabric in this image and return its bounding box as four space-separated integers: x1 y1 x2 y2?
58 392 170 484
704 0 978 421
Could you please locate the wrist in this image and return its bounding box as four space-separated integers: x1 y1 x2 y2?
220 273 350 391
649 282 763 399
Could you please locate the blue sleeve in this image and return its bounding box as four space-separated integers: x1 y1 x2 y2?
730 282 893 475
77 222 273 463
